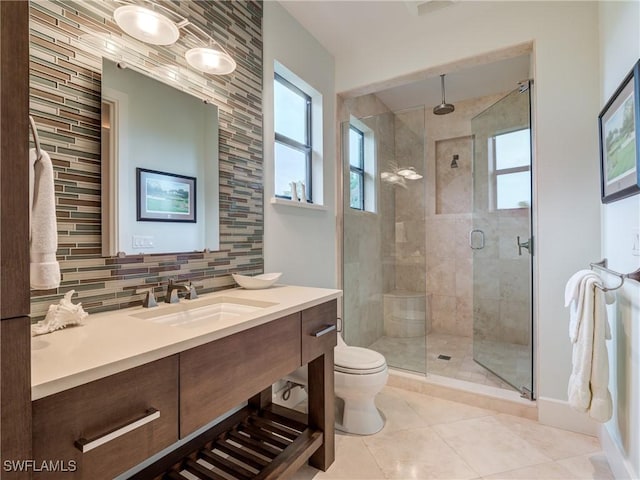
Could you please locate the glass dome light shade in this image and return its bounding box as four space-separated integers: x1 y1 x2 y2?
114 5 180 46
185 47 236 75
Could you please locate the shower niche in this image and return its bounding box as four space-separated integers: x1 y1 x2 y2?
435 136 472 215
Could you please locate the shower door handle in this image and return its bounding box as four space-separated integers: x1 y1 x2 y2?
517 236 532 256
469 229 485 250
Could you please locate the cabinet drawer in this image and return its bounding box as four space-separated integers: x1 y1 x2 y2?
301 300 337 364
32 356 178 480
180 314 301 437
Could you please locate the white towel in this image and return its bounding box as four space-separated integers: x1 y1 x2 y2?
564 270 613 342
565 271 613 422
29 148 60 290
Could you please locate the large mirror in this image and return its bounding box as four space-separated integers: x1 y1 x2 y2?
101 58 219 255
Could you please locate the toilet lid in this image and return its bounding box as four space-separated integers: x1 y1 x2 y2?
334 346 387 374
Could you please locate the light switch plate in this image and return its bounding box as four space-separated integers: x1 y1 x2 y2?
132 235 154 249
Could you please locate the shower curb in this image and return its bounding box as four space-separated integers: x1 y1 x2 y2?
387 369 538 420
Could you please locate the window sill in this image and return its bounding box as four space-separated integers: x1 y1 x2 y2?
270 197 327 211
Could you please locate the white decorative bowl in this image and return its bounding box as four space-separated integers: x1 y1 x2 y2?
232 272 282 290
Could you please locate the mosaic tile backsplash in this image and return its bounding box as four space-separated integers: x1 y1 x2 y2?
29 0 263 319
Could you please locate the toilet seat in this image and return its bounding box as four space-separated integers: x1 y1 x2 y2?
334 346 387 375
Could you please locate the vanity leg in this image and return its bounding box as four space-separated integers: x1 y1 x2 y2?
307 350 335 471
248 386 273 410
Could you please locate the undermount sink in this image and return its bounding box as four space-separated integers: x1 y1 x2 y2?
130 296 277 329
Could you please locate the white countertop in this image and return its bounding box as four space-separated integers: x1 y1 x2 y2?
31 284 342 400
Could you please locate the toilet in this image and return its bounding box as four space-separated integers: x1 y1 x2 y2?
285 335 388 435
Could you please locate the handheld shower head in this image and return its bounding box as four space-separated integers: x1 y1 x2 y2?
433 74 455 115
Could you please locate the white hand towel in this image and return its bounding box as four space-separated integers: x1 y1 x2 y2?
566 273 613 422
564 269 593 307
29 148 60 290
565 270 598 343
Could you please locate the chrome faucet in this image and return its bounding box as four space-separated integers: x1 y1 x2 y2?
135 287 158 308
165 279 191 304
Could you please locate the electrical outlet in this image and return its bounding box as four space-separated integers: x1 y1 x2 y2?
633 228 640 257
132 235 154 249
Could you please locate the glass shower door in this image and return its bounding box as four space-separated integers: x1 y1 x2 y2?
470 83 534 398
341 108 427 374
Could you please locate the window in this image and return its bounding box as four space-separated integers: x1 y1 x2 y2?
274 73 312 201
346 117 376 213
491 128 531 210
349 126 365 210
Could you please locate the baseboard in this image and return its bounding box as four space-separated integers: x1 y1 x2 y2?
600 424 639 479
537 396 598 435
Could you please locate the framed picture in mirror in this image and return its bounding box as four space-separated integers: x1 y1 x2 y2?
598 58 640 203
137 168 197 222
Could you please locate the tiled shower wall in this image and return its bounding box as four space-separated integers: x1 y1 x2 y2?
424 93 505 338
29 1 263 319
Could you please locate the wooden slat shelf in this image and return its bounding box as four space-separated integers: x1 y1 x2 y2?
148 406 322 480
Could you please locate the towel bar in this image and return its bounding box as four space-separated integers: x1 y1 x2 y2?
590 259 640 292
29 115 42 162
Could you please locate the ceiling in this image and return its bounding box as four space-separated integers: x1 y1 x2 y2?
278 1 531 111
375 55 530 111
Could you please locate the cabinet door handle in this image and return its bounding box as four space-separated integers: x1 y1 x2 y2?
74 408 160 453
312 324 336 337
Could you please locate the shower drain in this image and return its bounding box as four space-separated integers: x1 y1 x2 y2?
437 354 451 361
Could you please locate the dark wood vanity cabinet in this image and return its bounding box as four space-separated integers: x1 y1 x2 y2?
1 3 32 477
32 356 179 479
180 313 301 437
31 299 338 480
301 300 338 364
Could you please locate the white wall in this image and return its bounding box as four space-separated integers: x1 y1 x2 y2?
598 2 640 477
263 3 337 288
335 0 602 413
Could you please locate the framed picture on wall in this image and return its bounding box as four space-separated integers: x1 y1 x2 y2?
136 168 196 222
598 58 640 203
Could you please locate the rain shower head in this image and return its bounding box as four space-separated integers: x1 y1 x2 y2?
433 74 455 115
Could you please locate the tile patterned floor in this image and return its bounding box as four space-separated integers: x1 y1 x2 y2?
369 334 529 391
291 386 614 480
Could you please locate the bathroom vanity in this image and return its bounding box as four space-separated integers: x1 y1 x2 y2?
30 286 340 479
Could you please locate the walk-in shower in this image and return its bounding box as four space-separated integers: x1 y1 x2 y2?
341 59 534 397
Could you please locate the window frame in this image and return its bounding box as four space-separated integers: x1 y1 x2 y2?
274 72 312 201
490 128 531 210
349 125 365 211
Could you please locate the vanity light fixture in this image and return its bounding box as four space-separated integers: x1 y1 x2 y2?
113 2 237 75
185 45 236 75
113 5 180 46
